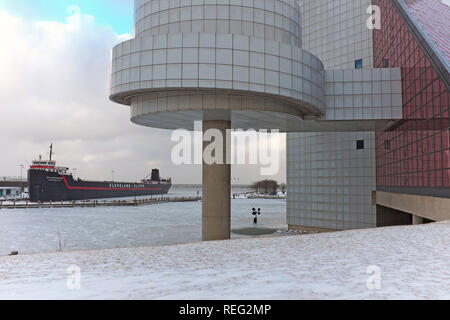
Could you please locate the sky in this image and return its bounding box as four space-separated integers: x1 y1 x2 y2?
0 1 286 185
0 0 134 35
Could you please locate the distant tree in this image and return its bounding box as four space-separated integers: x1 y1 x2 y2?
280 183 286 194
251 181 260 194
252 179 279 195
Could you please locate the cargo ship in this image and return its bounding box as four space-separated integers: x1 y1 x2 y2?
28 144 171 202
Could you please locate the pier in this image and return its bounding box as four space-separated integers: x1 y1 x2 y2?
0 196 202 209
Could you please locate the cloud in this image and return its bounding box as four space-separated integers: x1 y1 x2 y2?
0 7 286 184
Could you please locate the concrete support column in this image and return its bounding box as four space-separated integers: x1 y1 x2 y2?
202 120 231 241
412 215 424 225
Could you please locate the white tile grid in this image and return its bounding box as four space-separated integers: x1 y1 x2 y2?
134 0 302 47
298 0 374 70
286 0 378 230
110 33 325 109
324 68 403 120
287 132 377 230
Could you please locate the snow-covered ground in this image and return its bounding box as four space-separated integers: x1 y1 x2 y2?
1 221 449 300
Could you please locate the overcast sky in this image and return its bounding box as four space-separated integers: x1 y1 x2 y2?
0 1 286 185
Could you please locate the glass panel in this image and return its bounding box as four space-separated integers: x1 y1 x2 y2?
373 0 450 193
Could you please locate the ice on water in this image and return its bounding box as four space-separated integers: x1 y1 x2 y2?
0 185 286 255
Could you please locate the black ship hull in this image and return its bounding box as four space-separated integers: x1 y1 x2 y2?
28 170 171 202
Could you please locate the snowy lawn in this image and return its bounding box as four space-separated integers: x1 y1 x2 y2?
0 221 449 299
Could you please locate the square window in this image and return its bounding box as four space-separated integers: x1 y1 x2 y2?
356 140 365 150
355 59 363 69
385 140 391 150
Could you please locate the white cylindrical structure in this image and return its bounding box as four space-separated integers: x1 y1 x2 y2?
110 0 326 132
133 0 302 47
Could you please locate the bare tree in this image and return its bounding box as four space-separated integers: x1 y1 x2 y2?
252 180 279 195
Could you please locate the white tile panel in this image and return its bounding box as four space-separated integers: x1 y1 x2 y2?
287 132 377 230
110 33 325 112
287 0 381 231
134 0 302 47
323 68 403 121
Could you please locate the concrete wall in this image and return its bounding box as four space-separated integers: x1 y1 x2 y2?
376 191 450 223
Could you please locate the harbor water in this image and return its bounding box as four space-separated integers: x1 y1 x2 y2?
0 185 286 256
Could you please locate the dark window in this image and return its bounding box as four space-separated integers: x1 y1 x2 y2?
6 189 11 195
0 190 3 196
384 140 391 150
356 140 365 150
355 59 363 69
382 58 389 68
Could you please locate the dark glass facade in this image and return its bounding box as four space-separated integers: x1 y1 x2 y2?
373 0 450 196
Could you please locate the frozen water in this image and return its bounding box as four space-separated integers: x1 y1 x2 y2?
0 185 286 255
